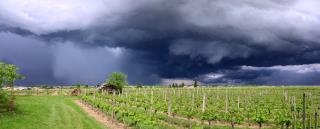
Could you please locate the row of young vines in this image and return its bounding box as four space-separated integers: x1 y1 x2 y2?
81 86 320 129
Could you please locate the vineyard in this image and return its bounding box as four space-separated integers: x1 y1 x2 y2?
81 86 320 129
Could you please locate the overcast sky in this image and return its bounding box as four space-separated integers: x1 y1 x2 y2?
1 0 320 85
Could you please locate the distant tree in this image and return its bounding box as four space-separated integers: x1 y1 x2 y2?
41 85 48 89
193 80 198 88
105 72 127 92
179 83 185 87
171 83 178 88
136 82 143 88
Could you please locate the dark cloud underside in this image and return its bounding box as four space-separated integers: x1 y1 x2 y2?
0 0 320 85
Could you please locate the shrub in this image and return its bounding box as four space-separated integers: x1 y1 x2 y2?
105 72 128 92
136 83 143 88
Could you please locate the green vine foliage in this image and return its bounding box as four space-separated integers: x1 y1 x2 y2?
82 87 318 129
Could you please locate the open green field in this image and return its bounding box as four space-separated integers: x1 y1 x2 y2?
0 96 105 129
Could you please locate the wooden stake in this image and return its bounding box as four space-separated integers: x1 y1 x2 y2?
226 95 229 112
315 112 318 129
303 93 306 129
168 94 172 116
192 93 195 111
309 94 313 129
163 90 165 101
284 91 288 101
93 90 96 100
292 96 296 129
293 96 296 111
238 96 240 112
293 111 296 129
202 94 207 112
164 91 167 102
196 88 199 96
151 91 154 104
309 113 312 129
112 91 116 122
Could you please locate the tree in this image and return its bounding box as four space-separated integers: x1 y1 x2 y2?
0 62 24 88
106 72 127 92
0 62 24 112
0 62 5 88
179 83 185 87
193 80 198 87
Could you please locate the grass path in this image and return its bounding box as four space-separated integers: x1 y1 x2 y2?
0 96 106 129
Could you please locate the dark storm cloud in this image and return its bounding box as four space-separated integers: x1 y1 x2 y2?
0 32 61 85
1 0 320 85
201 64 320 85
0 32 154 85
